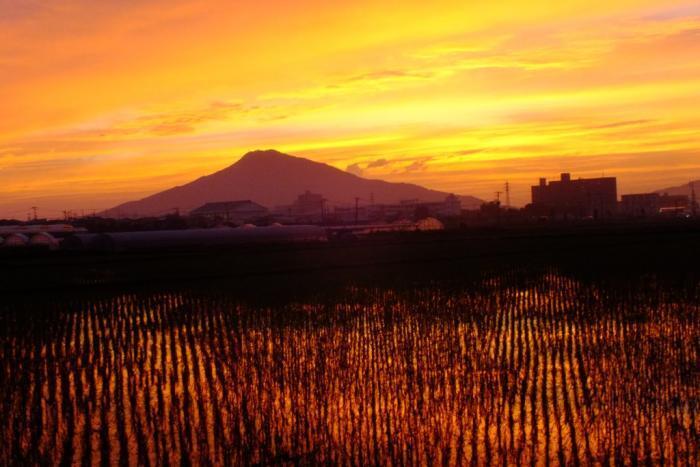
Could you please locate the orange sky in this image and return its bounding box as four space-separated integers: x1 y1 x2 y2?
1 0 699 218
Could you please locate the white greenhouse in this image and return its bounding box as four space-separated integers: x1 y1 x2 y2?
86 226 327 252
29 232 60 250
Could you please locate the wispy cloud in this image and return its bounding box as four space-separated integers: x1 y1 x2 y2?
1 0 700 215
346 163 364 177
367 158 390 168
403 158 431 173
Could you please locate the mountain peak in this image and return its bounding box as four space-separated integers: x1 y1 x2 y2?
101 149 484 217
240 149 290 160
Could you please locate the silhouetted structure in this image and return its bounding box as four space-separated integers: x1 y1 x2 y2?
479 200 502 220
658 193 690 213
437 194 462 217
64 226 327 252
531 173 617 219
293 191 324 215
101 150 483 218
333 205 369 224
619 192 692 217
620 193 661 217
3 233 29 247
28 232 60 250
367 195 462 223
190 200 268 223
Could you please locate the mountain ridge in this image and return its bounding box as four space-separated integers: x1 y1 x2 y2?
654 180 699 197
101 150 483 217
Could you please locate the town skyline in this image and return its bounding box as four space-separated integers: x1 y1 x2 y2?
2 1 700 218
0 150 700 221
3 149 697 222
2 3 699 465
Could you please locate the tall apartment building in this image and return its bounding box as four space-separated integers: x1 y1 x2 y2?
531 173 617 218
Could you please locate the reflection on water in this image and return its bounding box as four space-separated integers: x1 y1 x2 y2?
1 272 698 464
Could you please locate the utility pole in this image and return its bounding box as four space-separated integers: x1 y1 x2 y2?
505 182 511 209
354 197 360 225
62 210 70 221
494 191 502 226
31 206 38 221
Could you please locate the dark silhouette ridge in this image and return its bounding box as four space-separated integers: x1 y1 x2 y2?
655 179 699 197
101 149 483 217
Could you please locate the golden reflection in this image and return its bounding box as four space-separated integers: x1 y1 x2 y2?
0 272 698 464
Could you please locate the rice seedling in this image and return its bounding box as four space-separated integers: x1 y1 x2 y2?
0 269 697 464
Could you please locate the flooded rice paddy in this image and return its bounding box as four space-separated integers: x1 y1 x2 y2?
1 270 698 465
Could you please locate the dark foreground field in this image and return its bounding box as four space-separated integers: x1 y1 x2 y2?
0 222 698 464
1 221 699 292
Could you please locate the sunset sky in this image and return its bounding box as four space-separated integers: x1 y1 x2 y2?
1 0 699 218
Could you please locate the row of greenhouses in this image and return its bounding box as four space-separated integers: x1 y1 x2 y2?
0 232 60 249
1 225 328 251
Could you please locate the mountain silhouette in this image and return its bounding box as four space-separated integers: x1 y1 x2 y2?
101 150 483 217
655 180 699 197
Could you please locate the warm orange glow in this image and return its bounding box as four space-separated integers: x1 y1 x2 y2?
1 0 699 217
2 274 697 463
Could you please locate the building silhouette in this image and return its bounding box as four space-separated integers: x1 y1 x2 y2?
620 193 661 217
531 173 617 219
293 191 324 215
360 195 461 223
190 200 268 223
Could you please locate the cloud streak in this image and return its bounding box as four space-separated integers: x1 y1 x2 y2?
0 0 699 215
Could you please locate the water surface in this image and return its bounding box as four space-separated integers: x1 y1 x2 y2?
1 271 698 464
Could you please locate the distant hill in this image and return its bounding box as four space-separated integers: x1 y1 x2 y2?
101 150 483 217
654 180 699 197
